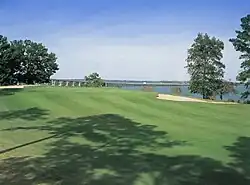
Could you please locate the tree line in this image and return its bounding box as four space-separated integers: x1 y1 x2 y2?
186 14 250 99
0 14 249 99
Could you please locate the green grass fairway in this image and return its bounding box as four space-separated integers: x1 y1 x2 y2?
0 87 250 185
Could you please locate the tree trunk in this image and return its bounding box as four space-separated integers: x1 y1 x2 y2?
202 66 206 99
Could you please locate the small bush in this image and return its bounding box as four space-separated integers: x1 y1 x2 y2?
84 72 105 87
227 99 235 102
243 100 250 104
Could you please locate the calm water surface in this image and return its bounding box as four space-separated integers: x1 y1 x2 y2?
121 85 248 101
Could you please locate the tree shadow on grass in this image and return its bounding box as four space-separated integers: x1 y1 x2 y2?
0 114 249 185
225 136 250 180
0 134 58 154
0 107 49 121
0 88 23 96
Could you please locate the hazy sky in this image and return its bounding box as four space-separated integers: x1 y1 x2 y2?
0 0 249 80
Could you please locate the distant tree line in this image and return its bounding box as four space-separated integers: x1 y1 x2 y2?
0 36 59 85
186 14 250 99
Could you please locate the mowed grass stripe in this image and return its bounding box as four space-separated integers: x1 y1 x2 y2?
122 95 236 134
84 90 239 146
0 87 250 160
126 94 250 133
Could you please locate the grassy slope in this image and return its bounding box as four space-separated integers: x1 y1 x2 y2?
0 87 250 185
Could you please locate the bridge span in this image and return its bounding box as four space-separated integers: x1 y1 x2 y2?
51 79 189 87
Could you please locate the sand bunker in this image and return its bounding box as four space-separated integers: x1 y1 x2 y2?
0 85 24 89
157 94 237 104
0 85 39 89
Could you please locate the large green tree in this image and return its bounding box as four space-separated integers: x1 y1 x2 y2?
186 33 225 99
229 14 250 99
11 39 59 84
0 35 59 85
0 35 18 85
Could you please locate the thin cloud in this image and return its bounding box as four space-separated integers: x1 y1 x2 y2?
0 12 241 81
44 28 240 81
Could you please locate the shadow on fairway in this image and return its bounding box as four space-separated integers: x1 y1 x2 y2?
0 114 249 185
0 107 49 121
0 134 58 154
0 88 23 96
225 136 250 180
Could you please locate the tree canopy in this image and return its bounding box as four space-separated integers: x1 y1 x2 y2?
84 72 105 87
0 35 59 85
229 14 250 99
186 33 225 99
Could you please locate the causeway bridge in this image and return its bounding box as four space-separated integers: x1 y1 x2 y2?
50 79 189 87
104 81 189 87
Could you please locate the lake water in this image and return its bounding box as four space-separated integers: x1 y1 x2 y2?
121 85 248 101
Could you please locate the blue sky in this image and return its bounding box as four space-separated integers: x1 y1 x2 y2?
0 0 249 80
